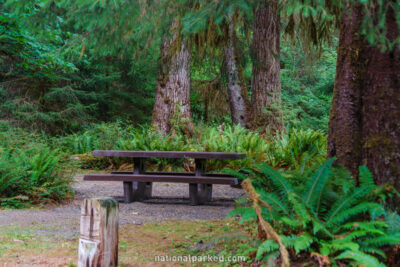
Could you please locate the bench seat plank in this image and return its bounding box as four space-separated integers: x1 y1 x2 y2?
92 150 245 159
84 174 238 186
111 171 235 178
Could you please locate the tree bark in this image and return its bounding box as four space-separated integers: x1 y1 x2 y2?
327 5 365 180
328 4 400 191
224 14 250 127
360 6 400 188
151 31 192 135
250 0 283 133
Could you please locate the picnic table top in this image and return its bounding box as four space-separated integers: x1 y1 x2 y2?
92 150 246 159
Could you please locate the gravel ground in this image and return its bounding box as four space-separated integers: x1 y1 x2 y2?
0 173 244 238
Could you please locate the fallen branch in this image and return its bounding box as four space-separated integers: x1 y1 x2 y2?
242 179 290 267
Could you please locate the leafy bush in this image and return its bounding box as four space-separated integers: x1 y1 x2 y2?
230 160 400 266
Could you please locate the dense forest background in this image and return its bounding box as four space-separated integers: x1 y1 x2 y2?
0 0 335 134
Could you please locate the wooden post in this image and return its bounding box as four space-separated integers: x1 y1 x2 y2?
78 197 119 267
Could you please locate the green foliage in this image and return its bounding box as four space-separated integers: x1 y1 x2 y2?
54 122 326 172
265 128 327 172
1 4 155 133
280 41 336 132
0 123 74 208
2 0 337 133
230 161 400 266
0 10 76 80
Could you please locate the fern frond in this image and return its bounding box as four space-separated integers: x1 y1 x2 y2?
288 193 310 223
336 250 385 267
327 202 383 229
340 230 384 242
330 239 360 251
359 166 375 187
341 221 388 232
281 216 302 229
258 190 291 217
359 247 387 259
311 218 333 237
303 158 334 212
281 234 298 249
222 168 249 181
385 211 400 234
257 162 294 198
324 186 375 226
268 232 314 254
227 206 257 223
362 233 400 247
256 240 279 260
293 232 314 254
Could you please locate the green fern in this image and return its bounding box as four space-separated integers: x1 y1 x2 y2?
362 233 400 247
293 232 314 254
231 159 400 266
327 202 384 229
256 240 279 260
324 186 376 227
302 158 334 212
359 165 375 187
257 163 294 199
336 250 385 267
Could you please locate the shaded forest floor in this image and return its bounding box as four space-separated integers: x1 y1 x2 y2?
0 171 245 266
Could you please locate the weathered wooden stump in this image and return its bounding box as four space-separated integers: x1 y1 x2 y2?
78 197 119 267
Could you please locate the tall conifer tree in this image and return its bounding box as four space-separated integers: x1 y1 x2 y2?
328 2 400 193
250 0 283 133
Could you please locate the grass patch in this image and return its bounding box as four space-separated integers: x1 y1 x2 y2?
0 218 252 266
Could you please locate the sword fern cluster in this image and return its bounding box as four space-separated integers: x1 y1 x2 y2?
230 159 400 266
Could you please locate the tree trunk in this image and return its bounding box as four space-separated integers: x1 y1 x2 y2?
151 32 192 135
328 4 400 192
327 5 365 180
224 14 250 127
250 0 283 133
360 6 400 188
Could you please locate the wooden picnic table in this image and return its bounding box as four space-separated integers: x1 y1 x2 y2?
83 150 246 205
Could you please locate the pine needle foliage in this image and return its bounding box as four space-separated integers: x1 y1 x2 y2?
230 160 400 266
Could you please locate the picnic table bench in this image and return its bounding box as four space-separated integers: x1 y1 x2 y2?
83 150 246 205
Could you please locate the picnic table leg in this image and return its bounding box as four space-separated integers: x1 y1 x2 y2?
190 159 213 205
133 158 152 200
123 158 152 203
123 182 134 203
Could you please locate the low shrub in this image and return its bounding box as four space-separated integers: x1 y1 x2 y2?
0 146 74 208
0 123 74 208
56 122 325 172
264 128 327 172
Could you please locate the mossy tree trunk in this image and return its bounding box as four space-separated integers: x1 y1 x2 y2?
328 4 400 193
250 0 283 133
360 6 400 188
224 14 250 127
152 31 192 135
